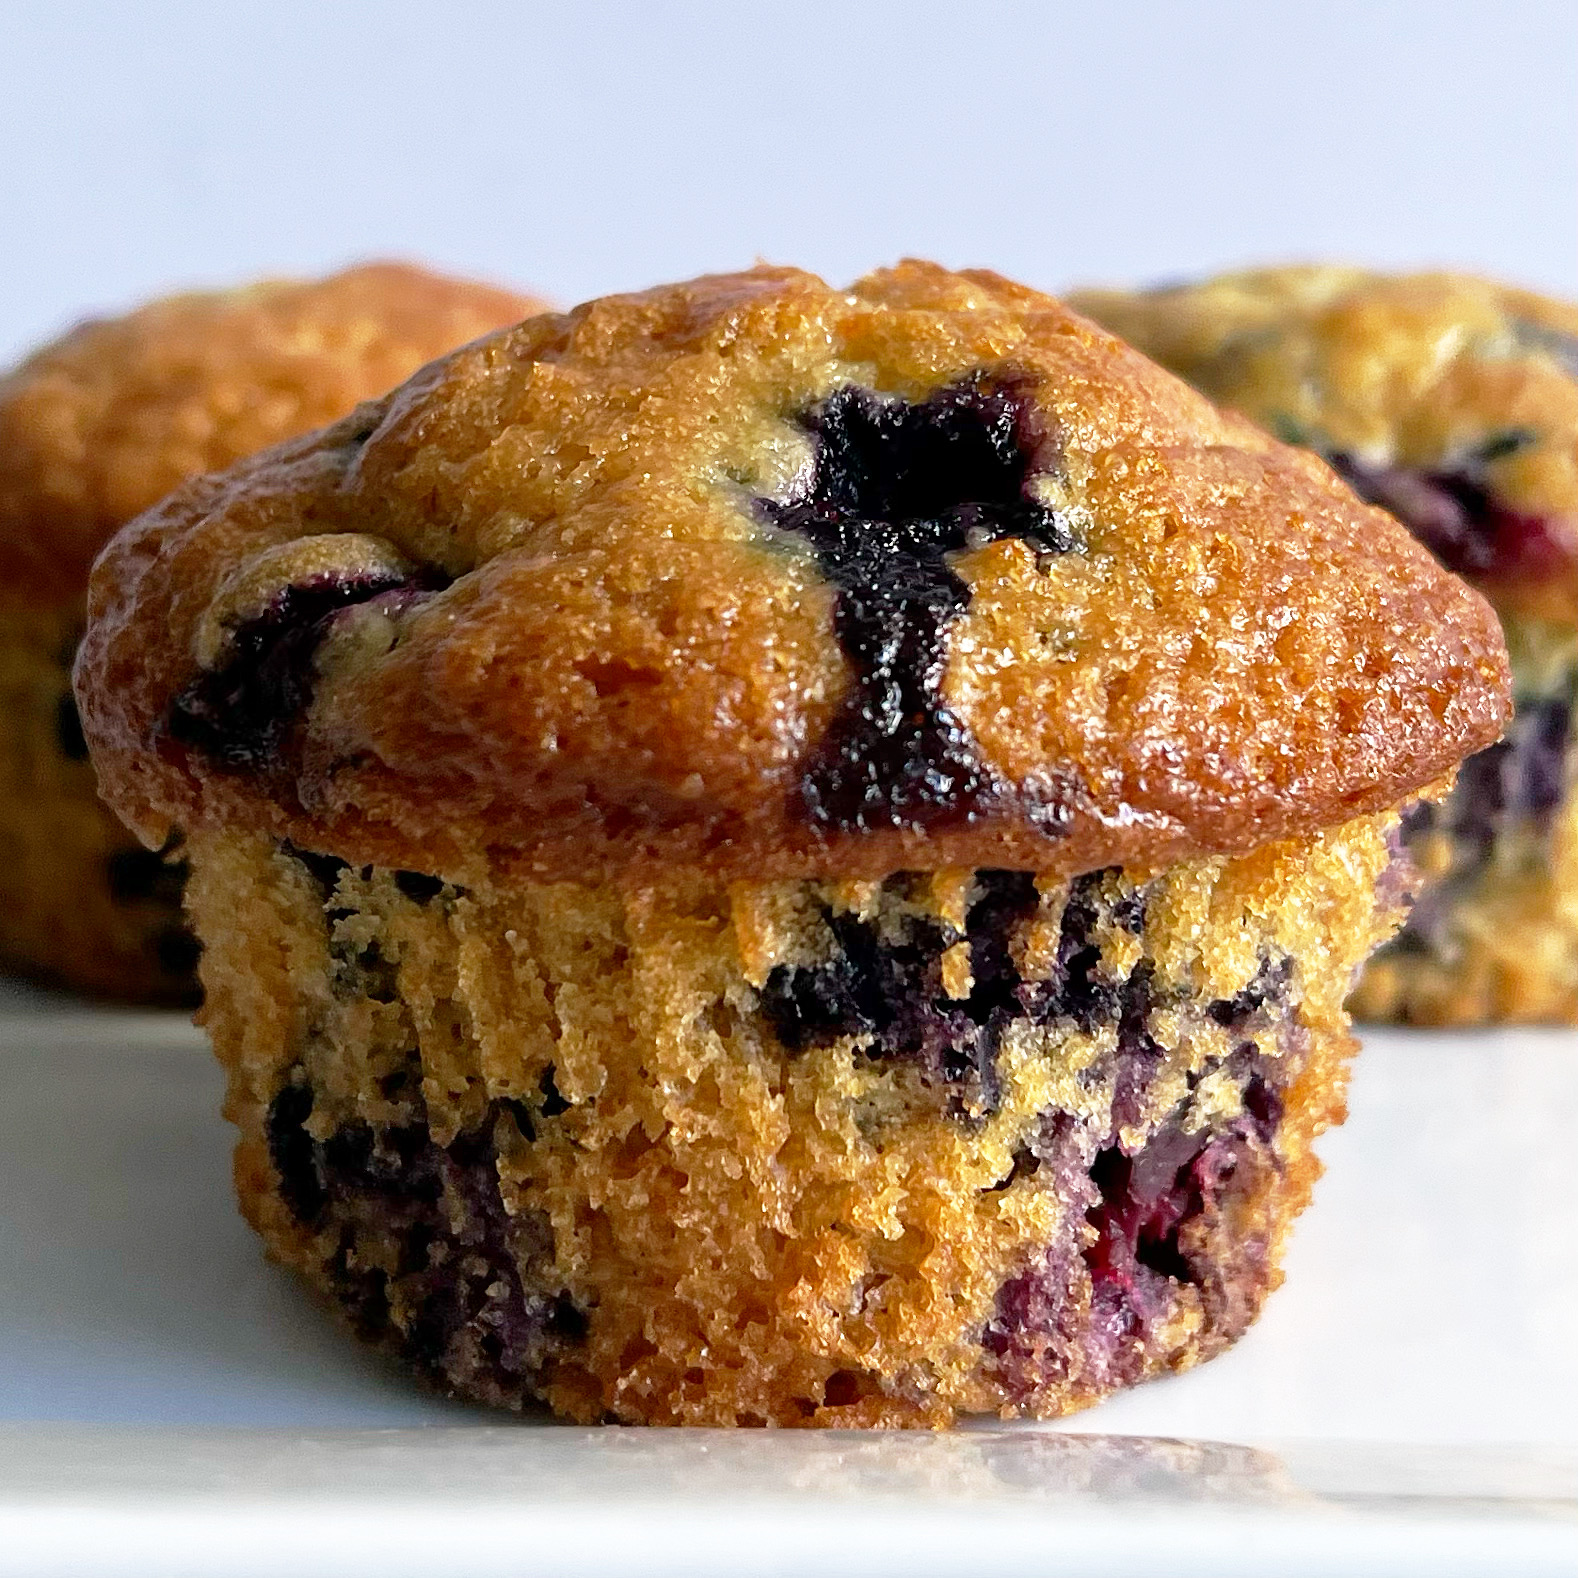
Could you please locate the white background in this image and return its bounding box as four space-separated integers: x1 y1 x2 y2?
0 0 1574 363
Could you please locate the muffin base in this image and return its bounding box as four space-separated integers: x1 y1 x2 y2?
190 811 1401 1426
0 607 197 1003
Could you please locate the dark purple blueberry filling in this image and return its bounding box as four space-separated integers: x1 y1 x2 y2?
1086 1058 1281 1302
266 1068 584 1399
1327 449 1564 582
756 376 1073 834
1087 1123 1209 1289
1023 879 1150 1036
758 868 1043 1111
1207 956 1293 1030
55 691 90 761
1448 694 1571 855
167 568 443 771
983 998 1295 1401
758 867 1282 1146
1078 1109 1278 1385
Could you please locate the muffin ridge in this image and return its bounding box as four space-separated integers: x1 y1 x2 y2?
77 262 1510 888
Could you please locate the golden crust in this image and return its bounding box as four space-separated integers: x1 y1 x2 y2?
0 262 545 606
77 262 1510 886
1069 265 1578 626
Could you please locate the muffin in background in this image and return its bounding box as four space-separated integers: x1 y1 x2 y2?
76 262 1508 1424
0 263 544 1003
1071 267 1578 1025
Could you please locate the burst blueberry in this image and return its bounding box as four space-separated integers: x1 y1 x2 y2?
758 377 1073 833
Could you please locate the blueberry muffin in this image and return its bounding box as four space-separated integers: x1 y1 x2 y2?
1070 267 1578 1024
75 263 1508 1425
0 263 541 1002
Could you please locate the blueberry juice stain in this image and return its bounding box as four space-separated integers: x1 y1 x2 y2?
166 568 444 770
1327 446 1564 583
756 374 1072 833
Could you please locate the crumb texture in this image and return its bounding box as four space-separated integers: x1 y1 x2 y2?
190 809 1399 1426
77 263 1508 889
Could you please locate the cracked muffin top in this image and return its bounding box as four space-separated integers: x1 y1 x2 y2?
76 261 1511 886
1 262 543 607
1069 266 1578 626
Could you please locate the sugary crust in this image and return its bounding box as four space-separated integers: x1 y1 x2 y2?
77 262 1509 886
1069 266 1578 625
1 263 544 607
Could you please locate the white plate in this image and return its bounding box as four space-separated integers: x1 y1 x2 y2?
1 988 1574 1576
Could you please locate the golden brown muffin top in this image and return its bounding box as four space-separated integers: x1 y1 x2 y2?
0 262 543 606
76 262 1510 886
1069 266 1578 626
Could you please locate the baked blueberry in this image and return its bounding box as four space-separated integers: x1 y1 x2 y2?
1072 266 1578 1023
76 262 1507 1422
757 377 1073 833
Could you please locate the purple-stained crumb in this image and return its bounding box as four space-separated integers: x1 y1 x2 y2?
981 951 1299 1404
266 1066 584 1403
271 842 1304 1412
759 869 1172 1118
756 376 1073 834
1327 450 1566 582
757 864 1180 1110
166 569 444 771
757 868 1041 1113
754 850 1301 1410
1207 956 1293 1030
